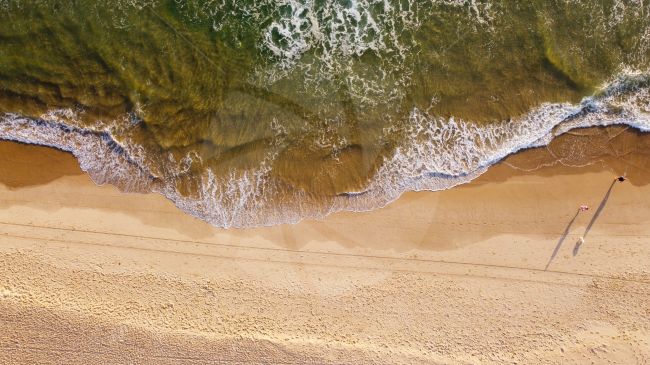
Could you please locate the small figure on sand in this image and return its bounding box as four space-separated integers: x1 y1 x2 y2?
575 236 585 254
617 175 626 183
579 205 589 212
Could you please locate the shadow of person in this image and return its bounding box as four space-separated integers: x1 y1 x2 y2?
573 239 582 256
573 179 618 256
545 209 580 270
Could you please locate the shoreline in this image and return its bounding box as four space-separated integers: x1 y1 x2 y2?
2 69 649 228
2 121 650 225
1 130 649 364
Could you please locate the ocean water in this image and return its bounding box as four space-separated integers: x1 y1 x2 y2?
1 0 649 227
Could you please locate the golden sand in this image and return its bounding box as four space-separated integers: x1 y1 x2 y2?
0 131 649 364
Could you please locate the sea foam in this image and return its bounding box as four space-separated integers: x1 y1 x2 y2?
1 70 649 228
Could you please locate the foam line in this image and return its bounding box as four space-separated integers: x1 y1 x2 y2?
1 70 649 228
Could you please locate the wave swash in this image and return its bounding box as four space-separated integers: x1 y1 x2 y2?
2 71 649 227
1 1 650 227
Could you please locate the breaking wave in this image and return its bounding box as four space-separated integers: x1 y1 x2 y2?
1 70 649 228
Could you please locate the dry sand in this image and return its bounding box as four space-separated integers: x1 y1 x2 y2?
0 126 649 364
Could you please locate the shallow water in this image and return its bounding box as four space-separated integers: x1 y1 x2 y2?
1 0 650 227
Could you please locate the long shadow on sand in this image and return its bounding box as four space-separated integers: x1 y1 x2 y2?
573 179 617 256
545 210 580 270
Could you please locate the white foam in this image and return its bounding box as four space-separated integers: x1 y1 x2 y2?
0 112 157 193
1 70 649 228
252 0 427 107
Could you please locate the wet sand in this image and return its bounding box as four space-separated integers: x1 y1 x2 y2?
0 128 649 364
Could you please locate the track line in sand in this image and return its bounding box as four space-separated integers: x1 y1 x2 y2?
1 219 648 254
0 346 292 365
1 221 649 292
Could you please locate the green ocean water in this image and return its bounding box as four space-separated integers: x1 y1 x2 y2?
1 0 649 226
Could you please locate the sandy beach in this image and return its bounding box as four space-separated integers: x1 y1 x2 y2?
0 126 649 364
